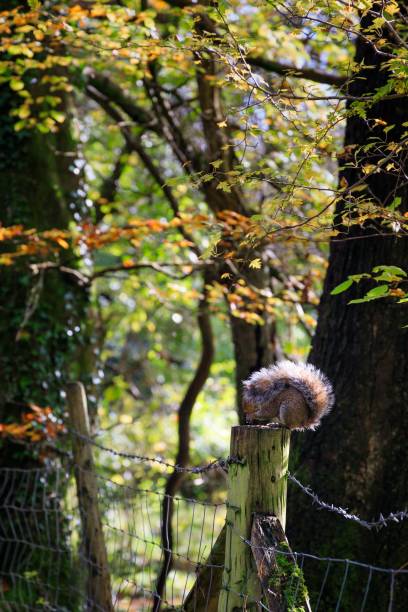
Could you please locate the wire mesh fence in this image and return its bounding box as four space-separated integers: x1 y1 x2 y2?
96 471 226 610
0 466 79 611
0 462 226 611
225 532 408 612
1 428 408 611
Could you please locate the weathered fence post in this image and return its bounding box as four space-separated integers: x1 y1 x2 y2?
66 382 114 612
218 425 290 611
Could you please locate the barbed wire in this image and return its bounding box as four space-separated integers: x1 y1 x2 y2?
236 531 408 575
70 429 408 532
288 472 408 531
101 522 224 570
0 465 225 611
222 539 404 612
70 429 408 531
69 428 243 473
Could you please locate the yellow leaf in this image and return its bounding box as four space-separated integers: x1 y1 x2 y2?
18 106 30 120
249 258 262 269
119 414 133 424
33 29 45 41
210 159 223 169
10 79 24 91
56 237 69 249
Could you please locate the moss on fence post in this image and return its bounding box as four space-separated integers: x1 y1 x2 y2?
218 425 290 611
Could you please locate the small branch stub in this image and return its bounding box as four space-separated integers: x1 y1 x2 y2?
251 514 312 612
66 382 113 612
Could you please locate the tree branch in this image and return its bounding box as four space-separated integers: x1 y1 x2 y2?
91 261 205 281
143 69 203 175
31 261 206 284
194 48 247 214
247 56 347 87
167 0 347 89
85 70 158 131
95 144 130 223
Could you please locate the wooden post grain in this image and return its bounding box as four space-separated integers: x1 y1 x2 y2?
218 425 290 612
67 382 113 612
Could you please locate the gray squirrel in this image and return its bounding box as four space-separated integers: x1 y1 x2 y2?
243 360 334 430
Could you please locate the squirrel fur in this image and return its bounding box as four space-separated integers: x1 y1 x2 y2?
242 360 334 430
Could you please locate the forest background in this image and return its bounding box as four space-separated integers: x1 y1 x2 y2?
0 0 408 610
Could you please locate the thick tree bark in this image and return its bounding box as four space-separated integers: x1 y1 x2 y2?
0 7 88 606
0 94 87 446
287 7 408 611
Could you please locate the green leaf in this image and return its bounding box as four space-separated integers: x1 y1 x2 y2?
372 265 406 278
201 231 221 259
348 284 389 304
383 124 395 134
216 181 231 192
365 285 389 298
28 0 41 8
50 110 65 124
388 196 401 211
330 278 353 295
349 273 371 282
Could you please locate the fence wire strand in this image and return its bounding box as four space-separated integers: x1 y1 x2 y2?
69 429 234 474
288 472 408 530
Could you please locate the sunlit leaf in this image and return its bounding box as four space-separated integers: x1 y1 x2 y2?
330 278 353 295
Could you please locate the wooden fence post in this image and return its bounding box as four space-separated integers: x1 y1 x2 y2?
66 382 114 612
218 425 290 611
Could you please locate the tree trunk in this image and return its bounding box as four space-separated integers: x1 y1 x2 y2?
287 6 408 611
0 5 88 607
229 265 279 423
0 93 88 449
